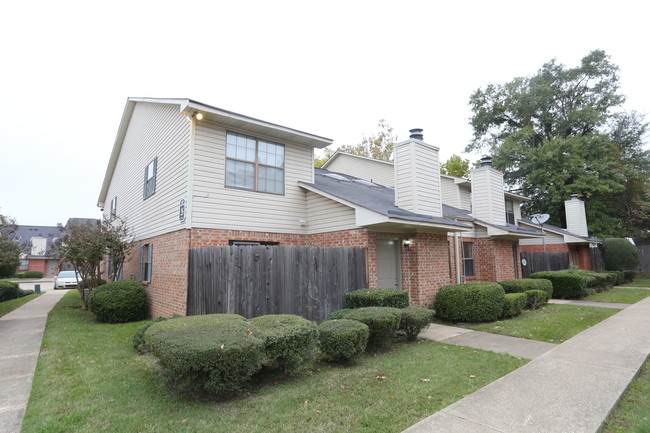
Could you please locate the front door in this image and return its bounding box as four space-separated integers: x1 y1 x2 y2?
376 238 400 289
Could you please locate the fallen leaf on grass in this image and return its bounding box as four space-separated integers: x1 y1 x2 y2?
181 419 188 424
304 400 309 407
469 375 476 378
220 344 225 350
420 378 431 383
375 375 387 380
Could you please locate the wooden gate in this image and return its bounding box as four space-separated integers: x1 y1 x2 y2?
187 245 367 322
520 252 570 277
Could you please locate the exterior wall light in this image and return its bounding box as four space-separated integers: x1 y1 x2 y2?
195 112 204 120
403 239 413 248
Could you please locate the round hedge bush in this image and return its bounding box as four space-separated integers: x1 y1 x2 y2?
0 281 20 302
249 314 318 374
400 306 435 341
318 319 369 362
87 280 148 323
524 289 548 309
145 314 264 395
435 282 505 322
502 293 527 318
343 307 402 348
498 278 553 298
603 238 640 271
344 288 409 309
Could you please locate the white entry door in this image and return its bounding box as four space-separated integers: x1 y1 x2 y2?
376 238 400 289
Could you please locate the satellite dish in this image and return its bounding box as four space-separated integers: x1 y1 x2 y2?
531 213 550 225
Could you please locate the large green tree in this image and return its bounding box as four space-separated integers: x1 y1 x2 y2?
316 119 397 167
440 154 471 178
0 213 19 277
466 50 650 238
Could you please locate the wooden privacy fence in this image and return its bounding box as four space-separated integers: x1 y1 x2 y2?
638 245 650 272
520 252 569 277
187 245 367 322
590 246 605 271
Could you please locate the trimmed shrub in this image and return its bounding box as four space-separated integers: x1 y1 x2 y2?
623 270 636 283
0 281 20 302
400 307 435 341
318 319 369 362
499 278 553 298
524 290 549 309
344 307 403 348
87 280 148 323
606 271 624 285
18 288 35 297
78 278 108 290
16 271 43 279
133 317 170 353
145 314 264 395
531 271 586 299
435 282 505 323
249 314 318 374
325 308 354 321
344 288 409 309
603 238 640 272
502 293 527 318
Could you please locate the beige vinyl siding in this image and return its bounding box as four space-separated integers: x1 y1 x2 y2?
394 141 442 217
471 167 506 225
459 185 472 211
441 176 459 208
520 230 566 245
103 102 190 241
326 154 395 187
564 198 589 237
306 191 356 233
191 120 313 233
514 200 522 223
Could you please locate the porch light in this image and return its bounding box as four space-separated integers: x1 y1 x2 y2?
403 239 413 248
195 112 204 120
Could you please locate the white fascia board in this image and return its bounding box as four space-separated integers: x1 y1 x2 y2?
356 207 389 226
504 191 530 201
385 217 469 232
298 183 361 210
393 138 440 151
563 234 590 244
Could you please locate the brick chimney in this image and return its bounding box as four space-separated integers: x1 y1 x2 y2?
470 156 506 225
564 194 588 237
393 129 442 217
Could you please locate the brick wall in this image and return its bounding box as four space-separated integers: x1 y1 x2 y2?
401 233 453 306
464 237 522 283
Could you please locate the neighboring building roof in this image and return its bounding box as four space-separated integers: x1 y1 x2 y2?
66 218 100 227
300 169 472 230
519 218 601 243
13 225 63 258
98 97 333 207
321 150 394 169
441 204 542 238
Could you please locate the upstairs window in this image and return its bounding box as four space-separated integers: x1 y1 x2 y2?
110 197 117 221
462 241 474 277
226 132 285 194
505 199 515 225
144 158 157 200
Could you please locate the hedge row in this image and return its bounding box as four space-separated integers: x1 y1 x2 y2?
16 271 43 279
530 270 618 299
498 278 553 298
0 281 34 302
88 281 148 323
435 282 505 322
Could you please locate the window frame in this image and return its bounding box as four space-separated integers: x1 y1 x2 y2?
505 199 515 225
462 241 475 277
143 157 157 200
225 131 285 195
18 260 29 271
228 240 280 246
110 196 117 221
140 244 153 283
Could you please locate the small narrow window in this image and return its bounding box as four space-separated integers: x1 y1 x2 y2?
140 244 153 282
143 158 157 200
462 241 474 277
228 240 280 246
505 199 515 225
110 197 117 221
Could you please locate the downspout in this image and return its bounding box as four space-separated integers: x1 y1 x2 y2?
454 220 462 284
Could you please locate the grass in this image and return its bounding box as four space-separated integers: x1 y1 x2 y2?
0 293 40 318
23 291 527 433
583 288 650 304
456 304 619 344
601 358 650 433
620 273 650 288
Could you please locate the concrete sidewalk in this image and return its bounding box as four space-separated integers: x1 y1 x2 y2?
548 299 630 309
0 290 66 433
405 296 650 433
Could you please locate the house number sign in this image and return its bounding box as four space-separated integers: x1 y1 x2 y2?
179 199 186 222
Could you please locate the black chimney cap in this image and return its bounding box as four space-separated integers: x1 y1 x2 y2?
480 156 493 167
409 128 424 140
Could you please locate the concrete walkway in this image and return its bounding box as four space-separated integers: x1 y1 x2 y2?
405 296 650 433
420 324 556 359
0 290 67 433
548 299 630 309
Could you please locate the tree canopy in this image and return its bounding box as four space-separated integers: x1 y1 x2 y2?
0 213 19 278
316 119 397 167
440 154 471 178
466 50 650 238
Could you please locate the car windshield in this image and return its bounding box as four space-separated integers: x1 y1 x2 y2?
59 271 78 278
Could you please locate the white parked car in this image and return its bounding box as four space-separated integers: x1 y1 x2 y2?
54 271 81 289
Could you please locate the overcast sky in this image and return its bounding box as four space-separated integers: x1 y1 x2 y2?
1 0 648 226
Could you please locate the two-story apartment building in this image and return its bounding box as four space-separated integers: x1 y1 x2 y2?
98 98 475 317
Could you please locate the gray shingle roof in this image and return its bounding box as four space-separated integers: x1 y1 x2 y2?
13 225 63 257
520 218 601 243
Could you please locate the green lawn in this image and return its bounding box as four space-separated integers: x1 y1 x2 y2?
23 291 527 433
583 288 650 304
620 273 650 288
601 358 650 433
459 304 619 344
0 293 40 318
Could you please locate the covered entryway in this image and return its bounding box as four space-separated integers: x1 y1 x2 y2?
376 238 401 289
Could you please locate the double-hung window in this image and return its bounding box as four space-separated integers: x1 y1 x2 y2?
140 244 153 283
225 132 285 194
505 199 515 225
144 158 157 200
462 241 474 277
